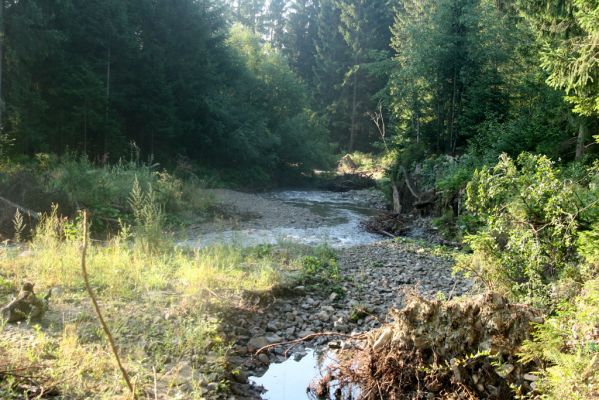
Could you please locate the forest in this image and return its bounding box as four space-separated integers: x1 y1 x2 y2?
0 0 597 399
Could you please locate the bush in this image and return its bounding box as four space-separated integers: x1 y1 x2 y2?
520 279 599 399
457 153 597 308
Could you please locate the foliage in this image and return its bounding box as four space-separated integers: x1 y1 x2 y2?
389 0 520 156
520 279 599 399
38 155 211 233
458 153 597 307
0 0 332 182
518 0 599 117
225 24 333 176
300 245 340 287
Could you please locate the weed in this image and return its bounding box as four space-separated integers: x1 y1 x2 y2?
348 304 371 323
11 210 25 243
301 245 339 286
0 207 311 398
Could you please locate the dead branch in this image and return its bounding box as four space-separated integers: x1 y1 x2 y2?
255 331 368 358
367 100 388 152
377 230 397 239
80 210 137 399
399 166 421 201
0 195 41 220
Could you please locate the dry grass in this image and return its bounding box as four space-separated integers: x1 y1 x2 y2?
0 211 306 398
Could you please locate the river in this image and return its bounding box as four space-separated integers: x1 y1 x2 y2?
182 190 385 249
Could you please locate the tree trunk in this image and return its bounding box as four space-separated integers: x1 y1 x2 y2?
391 179 401 214
575 117 588 160
0 0 4 129
449 67 458 155
104 46 111 155
349 63 358 152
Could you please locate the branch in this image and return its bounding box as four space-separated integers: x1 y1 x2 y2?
400 166 421 200
255 331 368 358
80 211 137 399
0 196 41 220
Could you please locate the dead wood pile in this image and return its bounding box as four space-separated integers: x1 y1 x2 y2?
318 292 544 399
363 212 411 237
322 173 376 192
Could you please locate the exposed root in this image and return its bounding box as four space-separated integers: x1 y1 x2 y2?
0 363 60 398
255 332 368 358
319 291 544 399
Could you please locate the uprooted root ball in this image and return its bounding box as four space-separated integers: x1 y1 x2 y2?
322 292 544 399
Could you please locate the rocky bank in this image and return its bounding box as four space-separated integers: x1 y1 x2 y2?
221 239 472 399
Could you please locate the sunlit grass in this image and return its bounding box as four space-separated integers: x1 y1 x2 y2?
0 211 306 398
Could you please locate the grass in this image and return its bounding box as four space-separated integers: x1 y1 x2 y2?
0 210 312 398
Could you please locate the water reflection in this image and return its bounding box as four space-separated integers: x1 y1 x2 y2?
249 349 336 400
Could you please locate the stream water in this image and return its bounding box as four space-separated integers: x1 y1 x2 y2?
184 190 384 398
239 191 379 399
187 190 383 249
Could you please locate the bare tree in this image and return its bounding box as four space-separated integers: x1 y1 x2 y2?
367 100 388 151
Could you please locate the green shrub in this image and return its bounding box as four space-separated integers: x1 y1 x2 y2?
520 279 599 399
457 153 597 308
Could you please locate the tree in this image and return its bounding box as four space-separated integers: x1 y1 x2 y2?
280 0 320 84
313 0 351 144
333 0 393 151
517 0 599 159
264 0 287 46
389 0 531 158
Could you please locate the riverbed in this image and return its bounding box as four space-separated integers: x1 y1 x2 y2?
179 189 471 400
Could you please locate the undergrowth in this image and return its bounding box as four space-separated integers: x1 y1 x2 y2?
0 209 309 398
0 153 216 237
520 279 599 399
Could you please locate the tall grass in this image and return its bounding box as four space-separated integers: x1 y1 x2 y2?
0 207 305 398
0 153 216 235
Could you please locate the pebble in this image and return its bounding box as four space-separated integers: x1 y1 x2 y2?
257 353 269 364
219 226 472 399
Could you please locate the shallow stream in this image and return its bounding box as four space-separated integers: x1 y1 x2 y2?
186 190 383 249
249 349 334 400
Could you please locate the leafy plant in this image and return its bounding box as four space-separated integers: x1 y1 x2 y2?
301 245 340 285
128 177 166 253
520 279 599 399
457 153 597 308
12 210 25 243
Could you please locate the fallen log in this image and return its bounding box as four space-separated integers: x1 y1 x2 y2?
0 196 41 220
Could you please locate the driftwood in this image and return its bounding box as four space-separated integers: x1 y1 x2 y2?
0 195 42 220
392 167 438 214
255 331 368 358
323 173 375 192
364 213 411 237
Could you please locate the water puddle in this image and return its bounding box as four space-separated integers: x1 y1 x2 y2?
250 349 340 400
